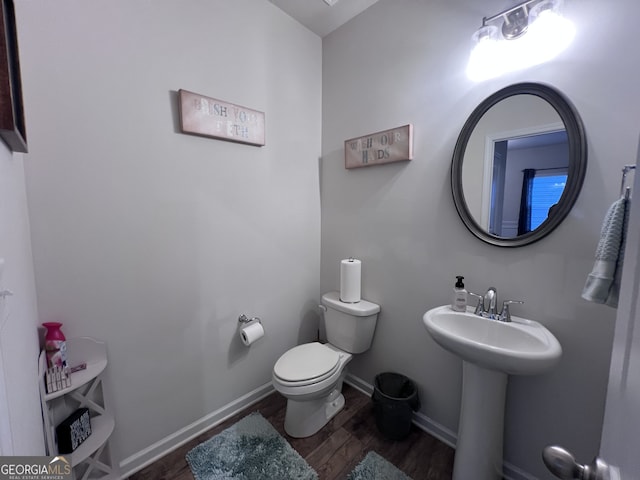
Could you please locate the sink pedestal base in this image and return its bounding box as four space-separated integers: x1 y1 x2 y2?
453 361 507 480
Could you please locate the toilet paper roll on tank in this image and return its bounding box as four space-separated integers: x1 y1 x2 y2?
340 258 362 303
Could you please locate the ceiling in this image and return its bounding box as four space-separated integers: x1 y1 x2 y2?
268 0 381 37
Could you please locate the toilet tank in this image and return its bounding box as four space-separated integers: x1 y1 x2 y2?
321 291 380 354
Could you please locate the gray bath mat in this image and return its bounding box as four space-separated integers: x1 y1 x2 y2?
186 412 317 480
346 451 413 480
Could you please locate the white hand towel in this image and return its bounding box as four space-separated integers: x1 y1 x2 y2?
582 196 629 308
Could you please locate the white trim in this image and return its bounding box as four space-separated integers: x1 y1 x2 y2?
343 371 373 396
481 139 495 229
344 373 536 480
502 461 540 480
118 381 275 478
487 122 565 144
412 410 457 448
501 219 519 238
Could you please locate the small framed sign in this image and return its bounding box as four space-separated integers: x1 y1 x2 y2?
56 408 91 454
179 89 265 146
345 124 413 169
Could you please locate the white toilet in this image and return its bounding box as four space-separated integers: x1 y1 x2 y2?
272 291 380 438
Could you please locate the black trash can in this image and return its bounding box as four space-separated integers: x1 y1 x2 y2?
372 372 421 440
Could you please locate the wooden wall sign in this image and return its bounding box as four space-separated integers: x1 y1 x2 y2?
345 124 413 169
179 89 265 146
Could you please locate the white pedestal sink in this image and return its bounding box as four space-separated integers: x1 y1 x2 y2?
422 305 562 480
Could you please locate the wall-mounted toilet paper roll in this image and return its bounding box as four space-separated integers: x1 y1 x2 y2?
240 321 264 346
340 258 361 303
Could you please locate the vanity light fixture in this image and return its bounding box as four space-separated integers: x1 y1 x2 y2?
467 0 575 82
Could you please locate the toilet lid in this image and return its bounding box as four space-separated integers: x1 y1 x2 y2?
274 342 341 383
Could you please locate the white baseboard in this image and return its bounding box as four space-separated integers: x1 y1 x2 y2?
344 373 538 480
502 462 541 480
118 381 275 478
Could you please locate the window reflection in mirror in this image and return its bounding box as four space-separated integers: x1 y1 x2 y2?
489 130 569 237
461 94 569 239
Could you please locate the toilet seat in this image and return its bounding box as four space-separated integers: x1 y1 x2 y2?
273 342 341 387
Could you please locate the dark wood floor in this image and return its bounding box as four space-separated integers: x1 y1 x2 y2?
128 383 454 480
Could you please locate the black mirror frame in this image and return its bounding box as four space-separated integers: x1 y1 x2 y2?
451 82 587 247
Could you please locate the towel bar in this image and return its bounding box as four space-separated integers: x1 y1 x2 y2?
620 164 636 199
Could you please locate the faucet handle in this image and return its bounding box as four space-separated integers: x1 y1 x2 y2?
499 300 524 322
468 292 484 315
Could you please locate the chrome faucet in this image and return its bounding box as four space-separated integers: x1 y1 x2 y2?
469 287 523 322
484 287 497 319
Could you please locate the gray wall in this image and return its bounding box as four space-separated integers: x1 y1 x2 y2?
321 0 639 478
0 144 43 455
15 0 322 468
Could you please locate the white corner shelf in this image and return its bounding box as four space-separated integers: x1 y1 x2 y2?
69 412 115 467
39 337 119 479
43 356 107 402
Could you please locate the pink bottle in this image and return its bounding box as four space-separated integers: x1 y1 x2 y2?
43 322 68 369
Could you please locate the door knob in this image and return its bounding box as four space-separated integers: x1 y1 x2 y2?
543 445 612 480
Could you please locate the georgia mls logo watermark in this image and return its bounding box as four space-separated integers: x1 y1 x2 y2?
0 456 72 480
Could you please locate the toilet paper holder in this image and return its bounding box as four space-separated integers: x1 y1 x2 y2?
238 314 261 325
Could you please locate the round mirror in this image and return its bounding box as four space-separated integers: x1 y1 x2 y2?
451 83 587 247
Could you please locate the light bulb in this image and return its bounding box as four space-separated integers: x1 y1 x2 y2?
526 7 576 65
466 25 504 82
